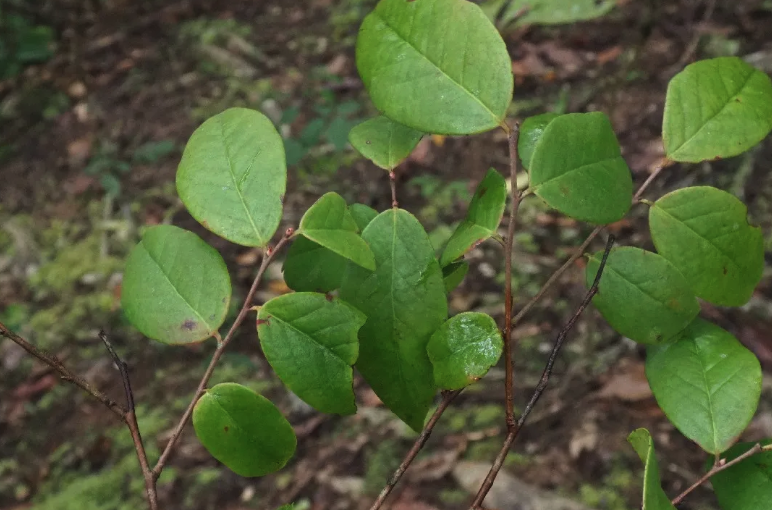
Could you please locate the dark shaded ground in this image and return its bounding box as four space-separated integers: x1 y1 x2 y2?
1 1 772 509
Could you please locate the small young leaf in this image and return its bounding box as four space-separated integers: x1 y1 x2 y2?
442 260 469 293
663 57 772 162
518 112 559 170
627 429 677 510
356 0 514 135
257 293 366 415
122 225 231 345
299 192 376 271
192 383 296 477
427 312 503 390
711 440 772 510
440 169 507 266
348 116 424 170
282 236 347 293
645 319 762 455
529 112 632 224
648 186 764 306
585 247 699 345
482 0 615 27
340 209 447 431
177 108 286 247
349 203 379 232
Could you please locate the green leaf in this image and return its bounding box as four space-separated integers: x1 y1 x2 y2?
192 383 296 477
518 112 559 170
529 112 632 224
348 116 424 170
712 440 772 510
257 293 366 415
663 57 772 162
645 319 762 455
482 0 615 27
442 261 469 293
349 203 379 232
627 429 677 510
356 0 513 135
177 108 286 247
648 186 764 306
427 312 503 390
299 192 376 270
121 225 231 345
440 169 507 266
585 247 699 345
282 236 347 293
340 209 447 431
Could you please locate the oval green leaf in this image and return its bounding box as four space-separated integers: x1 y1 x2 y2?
482 0 615 27
645 318 762 455
711 440 772 510
282 236 347 293
648 186 764 306
518 112 559 171
529 112 633 224
440 168 507 266
627 429 678 510
257 293 365 415
356 0 513 135
586 247 699 345
442 260 469 293
192 382 296 477
299 192 376 271
121 225 231 345
349 116 424 170
177 108 286 247
349 203 379 232
340 209 447 431
663 57 772 162
427 312 503 390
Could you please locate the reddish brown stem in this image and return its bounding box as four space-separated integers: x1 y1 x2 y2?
369 390 462 510
389 171 398 208
152 229 294 479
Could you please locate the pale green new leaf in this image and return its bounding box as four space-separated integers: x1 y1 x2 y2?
645 319 762 454
627 429 678 510
356 0 513 134
177 108 286 247
257 293 366 415
349 116 424 170
340 209 447 431
121 225 231 345
648 186 764 306
663 57 772 162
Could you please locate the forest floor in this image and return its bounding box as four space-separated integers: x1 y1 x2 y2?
1 1 772 509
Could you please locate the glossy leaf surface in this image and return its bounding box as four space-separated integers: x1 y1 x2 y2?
348 116 424 170
586 247 699 345
177 108 286 247
529 112 632 224
356 0 513 134
427 312 503 390
257 293 365 415
645 319 762 454
440 169 507 266
192 383 296 477
518 112 559 170
649 186 764 306
712 440 772 510
340 209 447 431
663 57 772 162
122 225 231 345
627 429 677 510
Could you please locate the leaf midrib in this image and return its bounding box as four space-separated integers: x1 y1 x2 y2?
533 155 622 189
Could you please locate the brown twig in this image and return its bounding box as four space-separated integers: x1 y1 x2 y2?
504 123 523 430
671 442 770 506
633 157 673 201
368 389 463 510
99 331 157 510
470 235 615 509
151 228 294 479
389 171 398 208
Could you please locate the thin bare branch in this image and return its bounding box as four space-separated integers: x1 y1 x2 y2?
369 390 463 510
152 228 295 479
471 235 615 509
389 171 398 208
504 123 523 429
633 157 673 201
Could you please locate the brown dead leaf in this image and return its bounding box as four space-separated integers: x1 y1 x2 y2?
407 137 433 165
596 45 623 65
236 248 261 266
67 136 93 167
267 279 291 295
11 374 58 400
595 361 652 402
359 386 383 407
326 54 348 75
